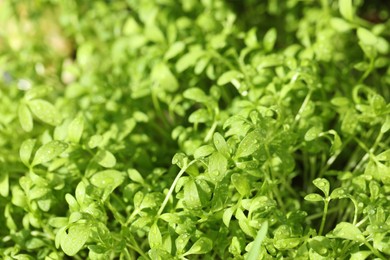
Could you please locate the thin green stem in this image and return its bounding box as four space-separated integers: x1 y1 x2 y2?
204 121 218 143
157 160 196 216
105 200 126 226
351 198 359 225
359 57 375 83
306 206 340 221
319 136 352 177
151 88 171 130
126 237 148 259
264 145 285 212
319 198 329 236
364 240 386 260
294 89 312 123
355 216 368 228
352 129 383 173
209 50 236 70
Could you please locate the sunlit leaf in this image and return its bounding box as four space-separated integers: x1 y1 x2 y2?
32 141 68 167
60 224 91 256
235 130 262 158
28 99 62 126
18 103 33 132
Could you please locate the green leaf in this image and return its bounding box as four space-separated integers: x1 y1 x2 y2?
128 169 144 184
188 109 210 123
213 132 230 158
176 233 191 255
176 47 204 72
339 0 354 21
274 238 300 250
88 135 103 149
364 160 390 183
377 150 390 161
235 130 262 158
263 28 277 52
183 237 213 256
313 178 330 197
328 130 342 155
341 110 358 135
380 115 390 133
75 182 86 205
305 126 322 141
20 139 36 167
330 18 353 32
144 24 165 43
48 217 68 228
65 194 79 211
18 103 33 132
245 28 258 47
369 181 380 200
246 221 268 260
95 150 116 168
0 172 9 197
183 179 211 209
164 41 185 60
208 152 228 181
229 236 242 257
236 209 255 237
231 173 251 197
223 207 235 227
350 251 372 260
195 56 210 74
68 114 84 143
304 193 324 202
29 186 50 201
28 99 61 126
330 188 348 199
217 70 243 86
331 97 350 107
148 248 172 259
159 213 182 224
194 145 215 159
90 170 125 190
148 223 162 249
32 141 68 167
357 28 377 46
330 222 365 242
370 94 386 113
211 175 230 211
151 62 179 92
60 224 91 256
183 88 209 103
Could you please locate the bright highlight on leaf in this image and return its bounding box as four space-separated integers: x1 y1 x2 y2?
32 140 68 167
18 103 33 132
28 99 62 126
235 130 262 158
90 170 125 190
183 237 213 256
246 221 268 260
60 224 91 256
339 0 354 21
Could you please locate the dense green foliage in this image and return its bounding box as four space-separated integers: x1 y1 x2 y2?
0 0 390 259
